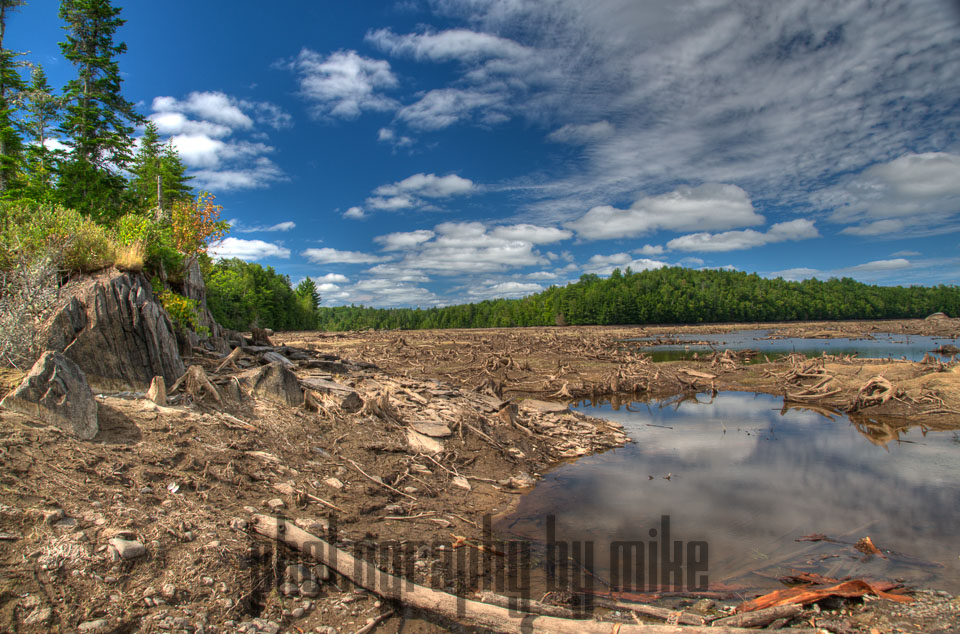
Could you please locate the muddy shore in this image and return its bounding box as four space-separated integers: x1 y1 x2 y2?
1 319 958 632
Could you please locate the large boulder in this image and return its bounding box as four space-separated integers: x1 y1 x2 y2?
43 271 185 392
238 362 303 407
0 351 98 439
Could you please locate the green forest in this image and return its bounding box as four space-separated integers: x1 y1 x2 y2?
313 267 960 331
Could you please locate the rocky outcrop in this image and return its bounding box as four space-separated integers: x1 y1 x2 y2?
0 351 98 439
182 257 225 343
43 271 185 392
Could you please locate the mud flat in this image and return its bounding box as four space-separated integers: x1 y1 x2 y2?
0 319 956 632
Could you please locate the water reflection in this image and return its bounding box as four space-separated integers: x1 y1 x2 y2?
629 330 958 363
496 392 960 593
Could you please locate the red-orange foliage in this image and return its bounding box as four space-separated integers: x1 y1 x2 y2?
171 192 228 256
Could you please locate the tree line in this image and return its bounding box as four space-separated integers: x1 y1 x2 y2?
313 267 960 331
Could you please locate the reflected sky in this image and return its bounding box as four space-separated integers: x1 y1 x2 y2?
630 330 958 362
496 392 960 593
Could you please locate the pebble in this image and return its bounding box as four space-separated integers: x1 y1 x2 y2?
77 619 110 633
299 580 321 597
108 537 146 559
265 498 286 511
291 607 305 618
22 606 52 625
161 583 177 599
279 581 299 596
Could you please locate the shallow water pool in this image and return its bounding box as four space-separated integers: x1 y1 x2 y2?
496 392 960 594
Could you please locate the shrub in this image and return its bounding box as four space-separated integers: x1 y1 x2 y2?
0 202 116 273
154 287 207 335
61 217 115 273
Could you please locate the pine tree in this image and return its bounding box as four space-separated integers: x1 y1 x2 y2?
57 0 141 219
295 277 321 311
20 64 61 200
128 123 192 217
0 0 27 197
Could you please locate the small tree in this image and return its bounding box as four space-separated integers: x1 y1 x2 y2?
295 277 321 311
0 0 26 197
20 64 62 200
170 191 228 257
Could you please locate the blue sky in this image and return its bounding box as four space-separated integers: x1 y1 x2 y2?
10 1 960 306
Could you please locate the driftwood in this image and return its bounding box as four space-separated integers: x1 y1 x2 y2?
711 604 801 627
251 515 816 633
593 598 707 626
216 346 243 372
477 591 577 618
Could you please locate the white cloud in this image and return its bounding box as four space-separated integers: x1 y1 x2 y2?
367 27 531 63
769 267 821 282
289 49 399 119
316 273 350 284
892 250 921 257
634 244 665 255
376 172 476 198
209 237 291 261
467 281 544 300
489 224 572 244
150 92 287 191
301 248 389 264
365 173 477 212
375 229 436 250
844 258 912 273
830 153 960 236
315 283 341 293
583 256 668 276
153 92 253 129
377 127 414 148
666 219 819 252
567 184 762 240
228 219 296 233
547 121 614 144
397 88 505 130
343 206 366 219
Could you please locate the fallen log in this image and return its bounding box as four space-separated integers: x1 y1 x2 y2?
710 604 801 627
251 515 816 633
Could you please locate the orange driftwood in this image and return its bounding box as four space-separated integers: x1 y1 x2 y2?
737 579 913 613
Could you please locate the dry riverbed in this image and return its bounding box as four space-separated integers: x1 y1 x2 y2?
0 319 958 632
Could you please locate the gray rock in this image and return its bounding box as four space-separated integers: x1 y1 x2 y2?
77 619 110 633
0 351 98 439
22 606 52 626
279 581 299 596
108 537 146 559
298 580 321 597
238 362 303 407
43 272 185 391
260 351 294 367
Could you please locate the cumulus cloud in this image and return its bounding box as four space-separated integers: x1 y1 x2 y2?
316 273 350 284
666 219 819 252
377 127 414 148
149 91 288 191
209 237 291 261
830 152 960 236
467 281 544 300
567 184 762 240
634 244 665 255
288 49 399 119
489 224 572 244
375 229 436 250
343 206 366 219
302 248 390 264
365 173 477 212
582 255 668 276
843 258 912 273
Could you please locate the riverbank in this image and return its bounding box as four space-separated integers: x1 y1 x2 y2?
0 319 957 632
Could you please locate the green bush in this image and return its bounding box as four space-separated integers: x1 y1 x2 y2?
0 202 116 273
154 286 205 334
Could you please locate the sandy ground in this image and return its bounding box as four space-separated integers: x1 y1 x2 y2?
0 319 958 632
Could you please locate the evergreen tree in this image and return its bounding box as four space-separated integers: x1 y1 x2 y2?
20 64 61 200
57 0 141 219
0 0 26 197
128 123 193 217
295 277 321 311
